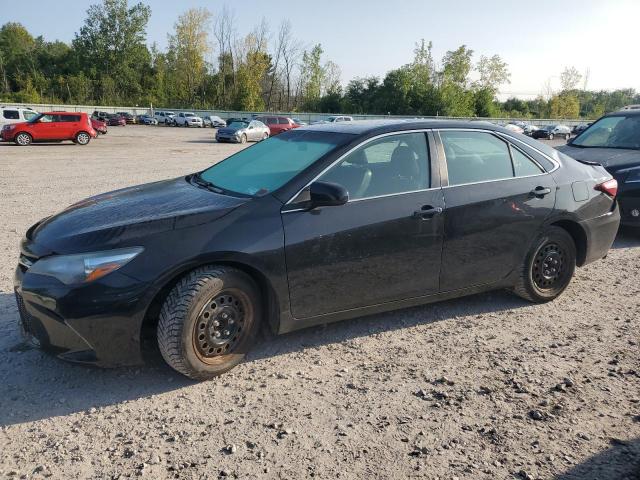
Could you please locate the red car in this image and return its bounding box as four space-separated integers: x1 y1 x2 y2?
91 117 108 135
107 114 126 126
254 115 300 136
1 112 97 146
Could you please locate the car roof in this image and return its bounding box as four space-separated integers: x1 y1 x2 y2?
301 118 506 135
43 111 84 115
605 109 640 117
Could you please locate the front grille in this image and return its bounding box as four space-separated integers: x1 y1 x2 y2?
14 290 34 336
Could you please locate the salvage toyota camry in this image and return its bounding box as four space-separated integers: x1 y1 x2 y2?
14 120 620 379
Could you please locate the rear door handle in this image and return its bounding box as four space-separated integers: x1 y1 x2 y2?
530 186 552 198
413 205 443 220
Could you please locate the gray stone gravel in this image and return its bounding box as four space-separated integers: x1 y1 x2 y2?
0 126 639 479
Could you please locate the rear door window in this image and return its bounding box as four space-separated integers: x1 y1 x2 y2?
3 110 19 119
440 131 513 186
278 118 289 125
60 115 81 122
511 146 544 177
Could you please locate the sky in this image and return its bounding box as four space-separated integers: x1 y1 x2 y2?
6 0 640 99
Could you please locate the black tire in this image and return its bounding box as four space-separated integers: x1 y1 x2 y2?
261 132 269 141
157 266 261 380
14 132 32 146
75 131 91 145
512 226 576 303
565 133 570 140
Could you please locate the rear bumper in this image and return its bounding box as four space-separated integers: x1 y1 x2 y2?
580 205 621 265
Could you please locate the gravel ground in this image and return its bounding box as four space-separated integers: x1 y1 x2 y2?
0 126 638 480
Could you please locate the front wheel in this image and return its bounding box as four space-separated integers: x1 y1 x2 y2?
512 226 576 303
240 134 247 144
565 133 570 140
549 133 554 140
75 131 91 145
157 266 261 380
14 132 32 146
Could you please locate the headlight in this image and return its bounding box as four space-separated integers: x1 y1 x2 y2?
3 124 15 131
626 168 640 183
29 247 143 285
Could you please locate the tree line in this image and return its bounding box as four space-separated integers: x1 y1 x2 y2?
0 0 637 119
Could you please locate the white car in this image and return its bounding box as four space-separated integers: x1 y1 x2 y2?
0 106 38 128
154 111 175 124
504 123 524 134
311 115 354 125
202 115 226 128
173 112 203 127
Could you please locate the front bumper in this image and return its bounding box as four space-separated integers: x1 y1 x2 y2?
14 261 152 367
617 183 640 227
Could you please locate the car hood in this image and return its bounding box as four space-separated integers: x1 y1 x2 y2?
29 177 249 254
556 145 640 171
218 125 246 135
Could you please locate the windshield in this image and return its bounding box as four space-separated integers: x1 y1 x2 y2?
573 115 640 149
229 121 248 128
199 130 353 195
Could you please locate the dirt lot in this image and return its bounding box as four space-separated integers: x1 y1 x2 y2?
0 126 638 480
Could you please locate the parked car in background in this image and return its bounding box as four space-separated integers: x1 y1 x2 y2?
13 120 620 379
292 118 307 126
202 115 226 128
1 111 96 145
254 115 300 136
116 112 136 124
92 111 110 122
504 123 524 134
137 114 158 125
558 109 640 227
531 125 571 140
107 114 126 126
91 117 108 135
225 117 250 125
0 106 38 127
523 124 540 136
154 111 175 124
215 119 269 143
173 112 203 127
312 115 354 125
619 105 640 111
572 123 592 135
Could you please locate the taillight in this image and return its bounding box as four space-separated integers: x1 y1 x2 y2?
595 179 618 197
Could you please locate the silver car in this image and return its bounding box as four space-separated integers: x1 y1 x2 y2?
215 120 270 143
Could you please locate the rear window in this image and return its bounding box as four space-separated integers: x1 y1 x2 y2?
3 110 19 119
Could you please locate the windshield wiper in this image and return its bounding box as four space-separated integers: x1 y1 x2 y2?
190 172 225 194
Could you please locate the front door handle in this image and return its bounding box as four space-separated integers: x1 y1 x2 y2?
413 205 443 220
530 186 552 198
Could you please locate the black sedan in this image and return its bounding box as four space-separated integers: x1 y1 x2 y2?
558 109 640 227
14 120 620 379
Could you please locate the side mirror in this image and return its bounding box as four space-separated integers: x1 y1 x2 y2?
309 181 349 208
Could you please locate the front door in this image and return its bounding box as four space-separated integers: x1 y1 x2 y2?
282 131 444 319
437 129 557 291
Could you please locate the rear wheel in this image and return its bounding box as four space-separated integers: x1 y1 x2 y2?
261 132 269 141
157 266 261 380
14 132 32 146
549 133 554 140
240 134 247 144
75 131 91 145
512 226 576 303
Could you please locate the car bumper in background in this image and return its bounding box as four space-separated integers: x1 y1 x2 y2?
617 185 640 226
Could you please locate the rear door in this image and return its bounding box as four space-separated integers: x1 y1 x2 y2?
436 129 557 291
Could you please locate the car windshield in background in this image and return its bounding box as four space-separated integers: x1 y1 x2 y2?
200 130 353 196
229 121 249 128
572 115 640 150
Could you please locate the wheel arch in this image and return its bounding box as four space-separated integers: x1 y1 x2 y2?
549 219 588 266
139 257 280 352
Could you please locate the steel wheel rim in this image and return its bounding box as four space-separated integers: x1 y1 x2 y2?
192 289 250 363
532 242 566 290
